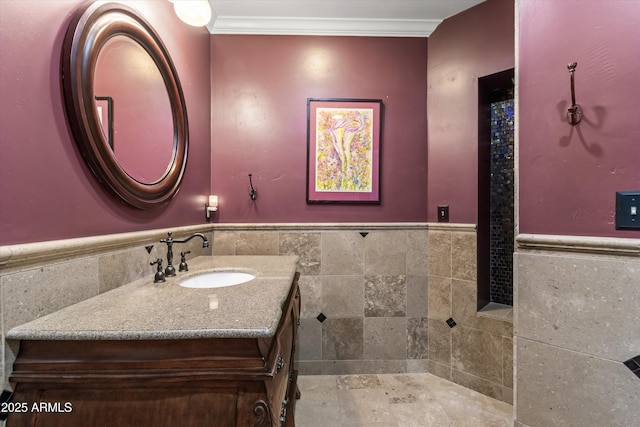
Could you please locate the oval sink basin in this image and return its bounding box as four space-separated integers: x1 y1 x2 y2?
179 271 256 289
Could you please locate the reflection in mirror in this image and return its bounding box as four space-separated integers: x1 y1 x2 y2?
95 96 113 149
94 36 174 184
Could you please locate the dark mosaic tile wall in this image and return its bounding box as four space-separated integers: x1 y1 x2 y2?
489 91 514 305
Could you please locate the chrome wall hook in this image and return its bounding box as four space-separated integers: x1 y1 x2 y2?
248 173 257 200
567 62 582 125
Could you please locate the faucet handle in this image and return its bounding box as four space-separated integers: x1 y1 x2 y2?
150 259 166 283
179 251 191 272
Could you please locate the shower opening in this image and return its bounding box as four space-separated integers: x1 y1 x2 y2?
477 69 515 309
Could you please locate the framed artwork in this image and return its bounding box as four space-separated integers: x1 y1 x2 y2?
95 96 114 149
306 98 383 203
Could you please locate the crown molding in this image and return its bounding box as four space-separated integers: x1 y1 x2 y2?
207 16 439 37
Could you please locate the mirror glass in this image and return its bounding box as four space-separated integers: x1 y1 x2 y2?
94 36 174 184
61 2 188 209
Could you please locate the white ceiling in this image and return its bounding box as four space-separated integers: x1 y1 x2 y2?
206 0 486 37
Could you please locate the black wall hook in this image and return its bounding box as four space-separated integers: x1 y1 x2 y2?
248 173 257 200
567 62 582 125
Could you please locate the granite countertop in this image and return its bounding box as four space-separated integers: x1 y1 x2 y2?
7 256 299 341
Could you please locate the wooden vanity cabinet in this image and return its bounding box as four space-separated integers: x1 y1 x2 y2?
7 273 301 427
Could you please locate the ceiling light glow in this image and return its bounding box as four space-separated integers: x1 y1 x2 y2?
169 0 212 27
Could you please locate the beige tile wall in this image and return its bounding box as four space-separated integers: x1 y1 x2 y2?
213 225 430 377
515 235 640 427
427 229 513 403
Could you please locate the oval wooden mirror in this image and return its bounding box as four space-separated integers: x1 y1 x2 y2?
62 2 188 209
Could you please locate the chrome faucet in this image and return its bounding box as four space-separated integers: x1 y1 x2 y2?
160 232 209 277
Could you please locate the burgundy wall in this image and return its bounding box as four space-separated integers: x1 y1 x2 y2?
519 0 640 238
0 1 211 245
210 35 428 223
426 0 514 223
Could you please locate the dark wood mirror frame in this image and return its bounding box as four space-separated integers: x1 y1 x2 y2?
62 2 188 209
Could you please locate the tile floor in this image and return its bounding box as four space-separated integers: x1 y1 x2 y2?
294 373 513 427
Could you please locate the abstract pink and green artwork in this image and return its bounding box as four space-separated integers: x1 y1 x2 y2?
307 99 382 203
